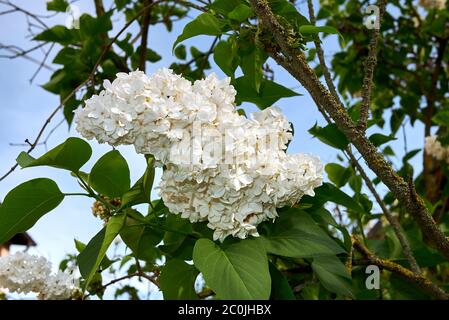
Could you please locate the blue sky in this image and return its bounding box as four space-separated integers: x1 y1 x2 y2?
0 0 426 295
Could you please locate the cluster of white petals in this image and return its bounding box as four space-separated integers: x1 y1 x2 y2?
75 69 323 241
419 0 446 9
0 252 78 300
425 135 449 162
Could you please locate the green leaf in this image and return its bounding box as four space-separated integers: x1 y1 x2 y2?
34 26 78 45
209 0 244 15
240 46 266 93
74 239 86 253
383 146 395 156
146 48 162 62
160 259 199 300
174 44 187 60
269 262 295 300
77 213 126 289
173 13 225 49
325 163 351 187
299 25 343 40
313 183 365 213
42 69 66 94
311 255 352 297
308 123 349 150
432 110 449 126
390 109 405 134
228 4 253 22
16 137 92 172
268 0 310 29
349 175 362 193
89 150 130 198
160 214 194 260
403 149 421 163
121 156 155 207
214 40 238 77
261 209 344 258
193 238 271 300
0 178 64 243
120 212 163 261
46 0 69 12
309 207 352 251
235 76 300 109
369 133 396 147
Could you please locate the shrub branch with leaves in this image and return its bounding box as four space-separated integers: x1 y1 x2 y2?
0 0 448 300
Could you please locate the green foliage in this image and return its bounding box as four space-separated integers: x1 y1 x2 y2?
235 77 300 109
46 0 69 12
0 178 64 243
309 183 365 213
214 40 239 77
311 255 352 297
17 137 91 172
121 156 155 207
193 238 271 300
368 133 396 147
240 45 266 93
261 209 344 258
77 213 126 289
298 25 339 35
308 123 349 150
160 259 199 300
325 163 351 187
89 150 130 198
268 262 295 300
209 0 244 15
34 26 79 45
228 4 254 22
120 213 163 261
173 13 226 49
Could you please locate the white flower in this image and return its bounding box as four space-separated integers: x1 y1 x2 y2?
0 252 78 300
75 69 324 241
425 135 449 162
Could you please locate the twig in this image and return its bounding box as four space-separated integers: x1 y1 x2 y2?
178 0 207 12
306 0 339 99
29 43 54 83
85 271 159 298
424 38 447 136
179 36 217 73
0 42 47 58
0 0 49 28
353 236 449 300
0 44 54 70
357 0 386 132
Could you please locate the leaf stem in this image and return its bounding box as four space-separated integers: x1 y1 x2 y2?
63 192 91 197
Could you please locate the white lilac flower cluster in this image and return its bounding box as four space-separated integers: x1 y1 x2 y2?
0 251 78 300
425 135 449 162
75 69 323 241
